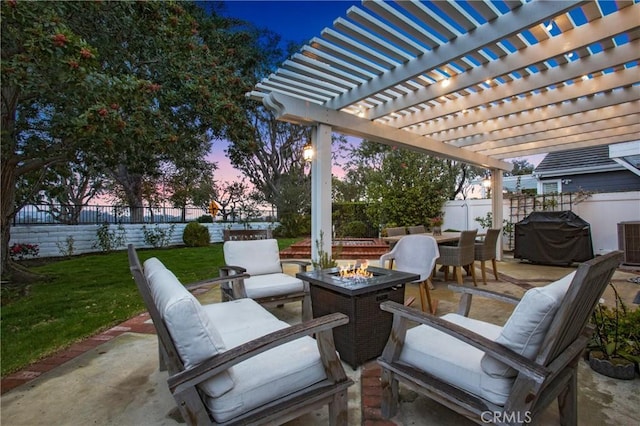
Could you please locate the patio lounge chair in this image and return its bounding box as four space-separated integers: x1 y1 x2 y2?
220 239 312 321
127 244 353 425
377 251 623 425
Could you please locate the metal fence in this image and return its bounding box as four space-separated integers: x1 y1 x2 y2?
12 204 276 225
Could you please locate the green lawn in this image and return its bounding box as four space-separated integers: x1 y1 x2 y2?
0 239 300 376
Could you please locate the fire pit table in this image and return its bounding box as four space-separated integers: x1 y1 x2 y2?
297 265 419 368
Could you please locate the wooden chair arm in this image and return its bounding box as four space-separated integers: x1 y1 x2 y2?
447 284 520 316
168 312 350 396
448 285 521 304
281 259 311 272
185 273 250 292
219 265 247 276
379 301 548 384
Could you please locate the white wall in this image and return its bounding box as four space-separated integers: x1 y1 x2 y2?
443 191 640 255
9 222 276 258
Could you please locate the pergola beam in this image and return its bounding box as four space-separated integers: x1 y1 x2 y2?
262 92 512 171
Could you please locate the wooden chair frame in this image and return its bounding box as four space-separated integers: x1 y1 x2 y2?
128 244 353 425
378 251 623 425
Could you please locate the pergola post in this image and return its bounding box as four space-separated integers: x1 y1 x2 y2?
310 124 333 263
491 169 504 260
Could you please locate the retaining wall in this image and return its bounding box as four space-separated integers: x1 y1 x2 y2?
9 222 276 258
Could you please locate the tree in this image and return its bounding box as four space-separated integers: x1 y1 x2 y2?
506 159 535 176
2 1 102 279
25 156 105 224
70 2 257 222
227 106 312 219
165 159 217 221
214 179 251 222
342 141 460 227
1 2 260 279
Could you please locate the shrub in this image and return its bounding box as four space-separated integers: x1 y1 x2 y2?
338 220 368 238
93 223 126 253
143 224 175 248
9 243 39 260
196 215 213 223
182 222 210 247
56 236 75 257
273 214 310 238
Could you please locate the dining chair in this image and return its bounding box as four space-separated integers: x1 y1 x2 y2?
437 229 478 286
385 226 407 237
407 225 426 234
474 228 501 284
379 235 440 314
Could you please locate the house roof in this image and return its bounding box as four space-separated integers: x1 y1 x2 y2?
534 145 623 177
249 0 640 172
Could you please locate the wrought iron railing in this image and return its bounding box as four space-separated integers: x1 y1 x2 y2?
12 204 276 225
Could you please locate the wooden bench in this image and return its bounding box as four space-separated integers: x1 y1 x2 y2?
223 228 272 241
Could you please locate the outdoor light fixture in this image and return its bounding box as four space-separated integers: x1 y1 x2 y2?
482 173 492 199
303 143 314 162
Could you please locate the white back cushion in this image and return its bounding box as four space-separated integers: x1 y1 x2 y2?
146 266 234 396
481 271 576 377
143 257 167 280
223 239 282 276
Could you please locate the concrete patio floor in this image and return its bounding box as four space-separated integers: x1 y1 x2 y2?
2 254 639 425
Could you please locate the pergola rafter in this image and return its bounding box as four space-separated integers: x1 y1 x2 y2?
249 0 640 260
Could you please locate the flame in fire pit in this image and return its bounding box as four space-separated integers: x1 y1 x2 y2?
339 260 373 279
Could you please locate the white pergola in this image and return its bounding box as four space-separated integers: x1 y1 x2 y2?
249 0 640 259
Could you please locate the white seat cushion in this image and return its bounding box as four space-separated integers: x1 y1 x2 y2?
481 271 576 377
223 239 282 275
200 300 327 423
146 266 235 397
201 299 289 347
204 335 326 423
399 313 514 406
243 273 305 299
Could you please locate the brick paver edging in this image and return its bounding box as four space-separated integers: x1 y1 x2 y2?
1 312 154 395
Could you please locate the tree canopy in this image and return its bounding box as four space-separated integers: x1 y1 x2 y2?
1 1 261 279
339 141 468 227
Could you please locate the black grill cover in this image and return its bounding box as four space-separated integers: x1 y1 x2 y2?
514 211 594 265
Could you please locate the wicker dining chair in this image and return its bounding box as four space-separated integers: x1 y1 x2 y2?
407 225 426 234
474 228 501 284
437 229 478 286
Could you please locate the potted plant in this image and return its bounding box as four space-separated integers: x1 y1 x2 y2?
587 282 640 379
429 217 443 236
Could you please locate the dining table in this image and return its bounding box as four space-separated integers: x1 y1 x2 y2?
382 231 484 245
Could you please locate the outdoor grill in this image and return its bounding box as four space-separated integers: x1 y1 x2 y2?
514 211 594 265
